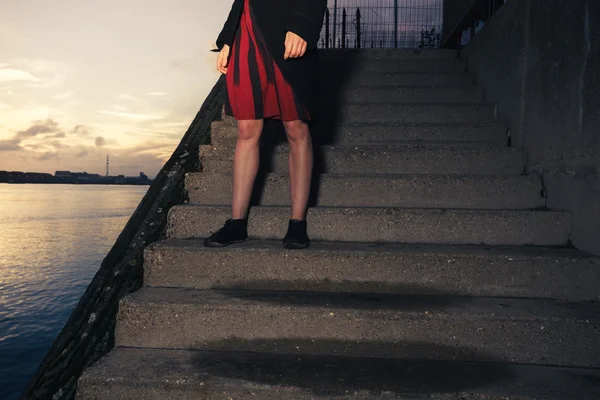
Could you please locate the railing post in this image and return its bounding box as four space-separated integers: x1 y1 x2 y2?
325 8 330 49
332 0 338 49
356 7 361 49
394 0 398 48
341 8 346 49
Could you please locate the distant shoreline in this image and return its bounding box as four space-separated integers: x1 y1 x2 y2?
0 181 151 186
1 171 152 186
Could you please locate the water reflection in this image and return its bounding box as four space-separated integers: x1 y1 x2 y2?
0 184 148 400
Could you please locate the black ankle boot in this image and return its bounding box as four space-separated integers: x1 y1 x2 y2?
282 219 310 249
203 218 248 247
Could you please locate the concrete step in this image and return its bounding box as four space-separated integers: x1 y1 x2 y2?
328 103 495 124
322 85 483 104
211 120 508 147
319 58 467 74
186 172 544 209
144 239 600 301
322 72 475 87
115 287 600 367
166 205 572 246
77 347 600 400
318 48 461 60
200 143 522 175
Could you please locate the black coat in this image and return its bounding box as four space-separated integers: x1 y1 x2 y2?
215 0 327 121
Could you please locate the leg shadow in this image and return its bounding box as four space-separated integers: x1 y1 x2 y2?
190 339 517 397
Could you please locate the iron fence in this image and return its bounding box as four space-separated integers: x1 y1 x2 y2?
318 0 444 49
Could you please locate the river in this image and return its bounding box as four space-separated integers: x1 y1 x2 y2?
0 184 148 400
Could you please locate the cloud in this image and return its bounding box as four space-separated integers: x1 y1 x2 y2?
24 143 49 150
15 119 60 139
75 150 89 158
36 151 59 161
26 73 67 89
97 110 166 120
95 136 105 147
0 67 42 83
15 58 65 75
1 58 69 89
44 132 66 139
145 92 172 101
51 140 69 149
0 138 22 151
98 111 166 120
72 124 91 136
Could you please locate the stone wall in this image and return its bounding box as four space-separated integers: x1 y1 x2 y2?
462 0 600 255
20 77 227 400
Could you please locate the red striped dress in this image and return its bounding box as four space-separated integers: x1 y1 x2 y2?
224 0 310 122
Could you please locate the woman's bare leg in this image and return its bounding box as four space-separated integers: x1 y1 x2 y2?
283 120 313 220
232 119 264 219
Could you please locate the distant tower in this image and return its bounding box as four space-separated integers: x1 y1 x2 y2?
106 155 109 177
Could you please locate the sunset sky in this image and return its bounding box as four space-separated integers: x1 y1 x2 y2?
0 0 231 178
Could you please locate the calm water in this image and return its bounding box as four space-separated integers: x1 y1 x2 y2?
0 184 149 400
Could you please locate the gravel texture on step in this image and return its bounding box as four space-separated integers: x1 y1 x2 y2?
77 347 600 400
144 239 600 301
166 205 572 246
115 287 600 366
185 172 543 209
200 143 523 175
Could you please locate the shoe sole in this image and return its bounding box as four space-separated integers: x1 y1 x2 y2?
203 238 248 248
282 241 310 249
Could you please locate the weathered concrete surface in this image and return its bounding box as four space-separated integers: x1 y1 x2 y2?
186 172 544 209
144 239 600 301
318 48 460 60
115 287 600 366
77 347 600 400
319 58 466 74
460 0 531 151
462 0 600 255
166 205 572 246
200 143 522 175
323 85 483 104
319 48 458 62
211 119 508 147
334 104 496 124
322 72 475 87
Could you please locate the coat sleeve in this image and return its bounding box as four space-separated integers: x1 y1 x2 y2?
215 0 244 51
286 0 327 49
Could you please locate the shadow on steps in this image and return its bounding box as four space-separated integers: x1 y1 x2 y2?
208 284 476 311
189 340 516 397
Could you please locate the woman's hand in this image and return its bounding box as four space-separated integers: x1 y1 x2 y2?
217 44 230 74
284 32 307 60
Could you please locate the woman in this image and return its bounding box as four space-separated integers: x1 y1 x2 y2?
204 0 327 249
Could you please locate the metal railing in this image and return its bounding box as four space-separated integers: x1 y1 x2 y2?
318 0 444 49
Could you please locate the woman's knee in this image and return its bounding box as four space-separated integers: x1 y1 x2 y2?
237 120 263 142
283 120 309 142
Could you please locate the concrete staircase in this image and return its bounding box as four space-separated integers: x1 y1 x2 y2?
77 49 600 399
